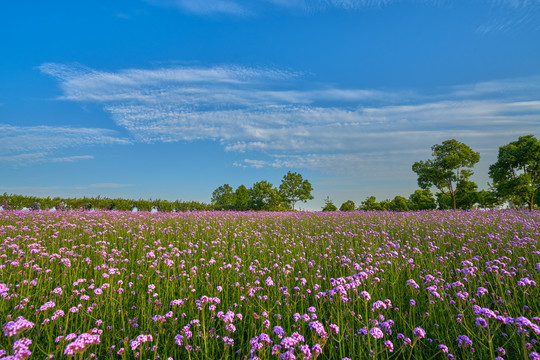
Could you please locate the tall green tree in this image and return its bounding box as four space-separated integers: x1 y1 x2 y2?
489 134 540 211
278 171 314 210
211 184 236 210
412 139 480 210
339 200 356 211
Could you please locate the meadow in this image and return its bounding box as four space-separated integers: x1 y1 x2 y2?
0 210 538 360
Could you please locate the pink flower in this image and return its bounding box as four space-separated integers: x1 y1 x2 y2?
369 327 384 339
413 327 426 339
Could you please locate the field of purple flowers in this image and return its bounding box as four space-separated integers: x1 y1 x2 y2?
0 210 539 360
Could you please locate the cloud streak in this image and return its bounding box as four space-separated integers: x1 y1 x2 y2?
0 124 129 165
145 0 390 15
40 63 540 176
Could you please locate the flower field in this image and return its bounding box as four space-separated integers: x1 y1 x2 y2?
0 210 539 360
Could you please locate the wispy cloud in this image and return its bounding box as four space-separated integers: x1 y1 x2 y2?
146 0 247 15
476 0 540 34
145 0 419 15
0 124 129 165
74 183 135 190
40 62 540 176
145 0 540 30
0 153 94 164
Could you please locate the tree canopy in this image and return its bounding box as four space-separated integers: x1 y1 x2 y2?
489 134 540 211
412 139 480 210
279 171 314 210
211 184 236 209
339 200 356 211
408 189 436 210
321 197 337 211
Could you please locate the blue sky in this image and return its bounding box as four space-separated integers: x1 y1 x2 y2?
1 0 540 210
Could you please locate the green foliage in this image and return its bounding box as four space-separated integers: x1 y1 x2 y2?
339 200 356 211
378 200 391 211
476 188 502 209
436 192 452 210
412 139 480 210
489 134 540 211
408 189 436 210
0 194 212 212
454 179 478 209
278 171 314 210
360 196 382 211
249 181 284 211
211 184 236 210
321 197 337 211
389 195 410 212
234 185 250 211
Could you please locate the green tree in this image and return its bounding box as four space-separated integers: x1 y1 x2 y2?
389 196 410 212
476 188 502 209
339 200 356 211
435 192 452 210
408 189 436 210
455 179 478 209
412 139 480 210
379 200 391 211
234 185 250 211
489 134 540 211
278 171 314 210
360 196 382 211
211 184 236 210
322 197 337 211
249 181 283 211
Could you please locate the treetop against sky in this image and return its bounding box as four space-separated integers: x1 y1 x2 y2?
1 0 539 210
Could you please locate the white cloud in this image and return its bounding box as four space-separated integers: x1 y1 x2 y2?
0 152 95 165
40 63 540 175
0 124 129 155
146 0 248 15
0 124 128 165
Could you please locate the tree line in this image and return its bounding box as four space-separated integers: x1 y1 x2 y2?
1 135 538 212
324 134 540 211
0 194 212 212
0 171 314 212
210 171 313 211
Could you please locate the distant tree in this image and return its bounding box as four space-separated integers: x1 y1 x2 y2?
211 184 236 210
379 200 391 211
409 189 436 210
389 196 410 212
454 180 478 209
360 196 382 211
435 192 452 210
278 171 314 210
339 200 356 211
412 139 480 210
489 135 540 211
322 197 337 211
476 188 502 209
249 181 283 211
234 185 250 211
